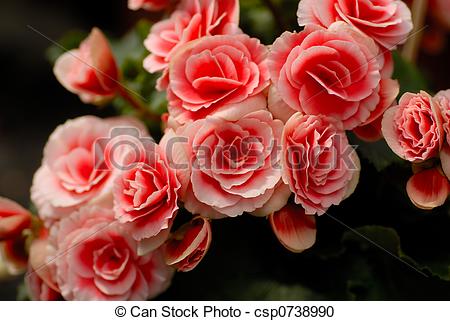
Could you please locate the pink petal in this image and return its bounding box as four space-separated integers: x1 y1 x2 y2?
381 105 405 158
89 28 118 92
353 115 384 142
251 181 292 217
28 237 60 293
137 225 172 256
343 150 361 200
440 144 450 181
267 85 297 123
269 203 317 253
406 167 450 210
362 78 400 126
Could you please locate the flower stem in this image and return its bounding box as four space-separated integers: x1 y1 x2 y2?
402 0 428 63
116 85 160 123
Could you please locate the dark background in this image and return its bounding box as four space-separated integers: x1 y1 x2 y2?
1 0 450 300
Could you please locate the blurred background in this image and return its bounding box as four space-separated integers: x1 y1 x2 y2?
1 0 450 300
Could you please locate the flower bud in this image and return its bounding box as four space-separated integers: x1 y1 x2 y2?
53 28 119 104
164 216 212 272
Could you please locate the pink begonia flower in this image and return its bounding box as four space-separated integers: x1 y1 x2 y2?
268 22 399 130
54 28 119 104
161 109 290 218
143 0 240 90
53 205 174 300
297 0 413 49
167 34 270 125
282 113 360 215
31 116 149 225
382 91 444 162
113 143 180 254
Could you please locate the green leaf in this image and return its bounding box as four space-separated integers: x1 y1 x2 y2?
110 20 167 125
424 258 450 281
404 210 450 281
348 132 406 172
345 257 387 300
240 0 300 44
341 225 450 299
342 226 402 255
240 5 276 44
16 281 30 301
393 51 429 95
342 225 434 276
230 279 324 300
111 20 151 67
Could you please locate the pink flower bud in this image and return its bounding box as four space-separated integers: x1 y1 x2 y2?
0 197 32 241
53 28 119 104
163 216 212 272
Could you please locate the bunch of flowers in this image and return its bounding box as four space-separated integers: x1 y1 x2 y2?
382 90 450 210
2 0 449 300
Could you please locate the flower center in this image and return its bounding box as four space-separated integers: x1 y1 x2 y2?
93 243 130 281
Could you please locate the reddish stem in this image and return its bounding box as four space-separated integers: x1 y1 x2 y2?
402 0 428 63
116 86 160 123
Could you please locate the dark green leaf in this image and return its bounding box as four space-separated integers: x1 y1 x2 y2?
45 30 87 64
393 51 429 95
342 226 402 255
16 281 30 301
228 279 323 300
348 132 406 172
111 20 151 67
109 20 167 132
341 225 450 299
